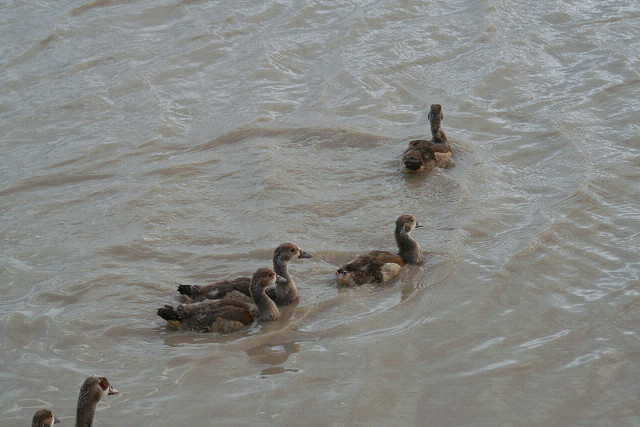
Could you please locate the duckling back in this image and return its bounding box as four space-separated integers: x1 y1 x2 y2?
157 299 253 333
401 104 451 173
336 256 403 286
177 277 251 302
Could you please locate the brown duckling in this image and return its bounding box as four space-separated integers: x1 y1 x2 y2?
335 215 423 286
158 267 283 333
75 375 118 427
177 243 312 306
401 104 452 173
32 409 60 427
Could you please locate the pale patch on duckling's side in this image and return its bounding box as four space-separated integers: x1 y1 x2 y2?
380 262 403 281
433 150 452 167
180 294 195 303
166 320 181 328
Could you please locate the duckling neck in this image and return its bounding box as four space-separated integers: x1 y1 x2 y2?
250 287 279 320
430 123 447 143
273 258 294 290
75 392 100 427
395 228 423 264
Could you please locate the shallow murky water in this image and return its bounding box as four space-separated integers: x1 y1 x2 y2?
1 1 639 425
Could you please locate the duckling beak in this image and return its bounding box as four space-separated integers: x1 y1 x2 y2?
54 416 61 424
298 250 313 259
108 385 118 395
415 221 424 228
275 274 288 284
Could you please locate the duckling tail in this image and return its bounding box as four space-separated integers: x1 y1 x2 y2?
157 305 181 322
177 284 195 298
403 159 423 171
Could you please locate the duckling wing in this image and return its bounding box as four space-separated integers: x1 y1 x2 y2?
339 251 403 271
367 250 406 266
401 140 428 161
178 277 251 302
406 138 429 149
336 251 405 286
265 285 297 306
337 259 399 286
401 140 440 173
213 305 254 326
338 254 371 272
175 299 251 332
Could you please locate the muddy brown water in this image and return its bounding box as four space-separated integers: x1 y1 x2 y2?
1 1 639 425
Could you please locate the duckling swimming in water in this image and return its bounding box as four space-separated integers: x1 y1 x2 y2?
158 267 283 333
401 104 451 173
335 215 423 286
31 409 59 427
30 376 116 427
75 376 118 427
177 243 312 306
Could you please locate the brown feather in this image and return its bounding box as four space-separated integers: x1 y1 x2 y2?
176 243 312 306
159 268 280 333
401 104 451 173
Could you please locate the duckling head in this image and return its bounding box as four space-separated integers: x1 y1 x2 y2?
274 243 313 264
76 376 118 420
91 376 118 398
396 214 423 233
428 104 443 126
31 408 60 427
251 267 283 291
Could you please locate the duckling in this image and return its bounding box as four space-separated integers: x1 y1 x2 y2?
75 375 118 427
401 104 452 173
335 215 423 286
158 267 283 333
177 243 312 306
31 409 60 427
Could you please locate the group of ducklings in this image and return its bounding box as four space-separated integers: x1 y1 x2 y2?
157 104 451 334
31 375 117 427
30 104 450 425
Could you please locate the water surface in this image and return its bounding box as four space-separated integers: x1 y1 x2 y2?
1 0 639 425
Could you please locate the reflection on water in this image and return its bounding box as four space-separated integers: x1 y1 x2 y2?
1 0 639 425
246 341 301 377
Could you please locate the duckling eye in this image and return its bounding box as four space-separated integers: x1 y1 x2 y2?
290 248 295 253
